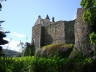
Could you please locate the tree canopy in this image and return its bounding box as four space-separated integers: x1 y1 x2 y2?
80 0 96 25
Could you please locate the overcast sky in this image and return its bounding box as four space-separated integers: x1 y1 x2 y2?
0 0 81 52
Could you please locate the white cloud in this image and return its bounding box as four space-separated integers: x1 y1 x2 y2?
8 40 21 51
3 38 10 41
72 14 76 20
1 31 26 52
2 38 24 52
11 32 26 38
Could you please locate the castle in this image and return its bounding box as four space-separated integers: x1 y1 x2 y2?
32 8 92 55
32 15 75 49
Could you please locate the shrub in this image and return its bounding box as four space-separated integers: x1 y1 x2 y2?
0 57 96 72
35 43 74 58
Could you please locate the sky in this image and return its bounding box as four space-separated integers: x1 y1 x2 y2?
0 0 81 52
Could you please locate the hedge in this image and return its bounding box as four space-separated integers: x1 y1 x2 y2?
0 56 96 72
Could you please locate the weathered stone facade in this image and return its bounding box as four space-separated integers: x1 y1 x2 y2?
32 15 75 49
32 24 42 49
75 8 92 56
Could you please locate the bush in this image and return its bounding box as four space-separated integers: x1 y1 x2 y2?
0 57 96 72
0 57 34 72
35 43 74 58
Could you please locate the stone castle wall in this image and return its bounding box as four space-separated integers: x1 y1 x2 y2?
32 24 42 49
64 20 75 44
32 19 75 49
75 8 92 55
42 21 65 45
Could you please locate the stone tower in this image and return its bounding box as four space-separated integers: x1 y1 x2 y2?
75 8 92 56
32 15 75 49
32 16 42 49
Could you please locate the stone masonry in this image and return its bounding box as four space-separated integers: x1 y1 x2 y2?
75 8 92 56
32 15 75 49
32 8 95 56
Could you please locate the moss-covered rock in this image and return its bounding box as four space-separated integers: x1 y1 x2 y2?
35 43 74 58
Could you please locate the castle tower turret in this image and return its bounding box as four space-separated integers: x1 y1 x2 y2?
35 15 42 25
52 17 55 22
41 15 50 26
32 15 42 49
46 14 50 20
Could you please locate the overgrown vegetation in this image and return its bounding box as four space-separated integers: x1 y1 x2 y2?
89 32 96 56
0 56 96 72
81 0 96 25
81 0 96 57
23 42 35 56
35 43 73 58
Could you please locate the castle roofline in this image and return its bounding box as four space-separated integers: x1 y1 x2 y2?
35 16 42 25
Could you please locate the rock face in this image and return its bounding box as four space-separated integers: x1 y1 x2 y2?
75 8 92 56
32 15 75 49
35 43 73 58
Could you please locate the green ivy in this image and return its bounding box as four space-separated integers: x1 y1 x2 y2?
89 32 96 45
81 0 95 8
89 32 96 56
81 0 96 25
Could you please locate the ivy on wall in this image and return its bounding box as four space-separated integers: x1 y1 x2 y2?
81 0 96 56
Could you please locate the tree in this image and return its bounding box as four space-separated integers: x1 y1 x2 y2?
81 0 96 25
0 0 8 56
0 21 9 56
0 0 6 11
23 42 35 56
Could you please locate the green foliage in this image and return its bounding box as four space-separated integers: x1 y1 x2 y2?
0 56 34 72
80 0 96 25
69 48 85 58
24 42 35 56
35 43 74 58
89 32 96 45
0 29 8 56
32 57 96 72
0 57 96 72
81 0 95 8
89 32 96 56
81 0 96 57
